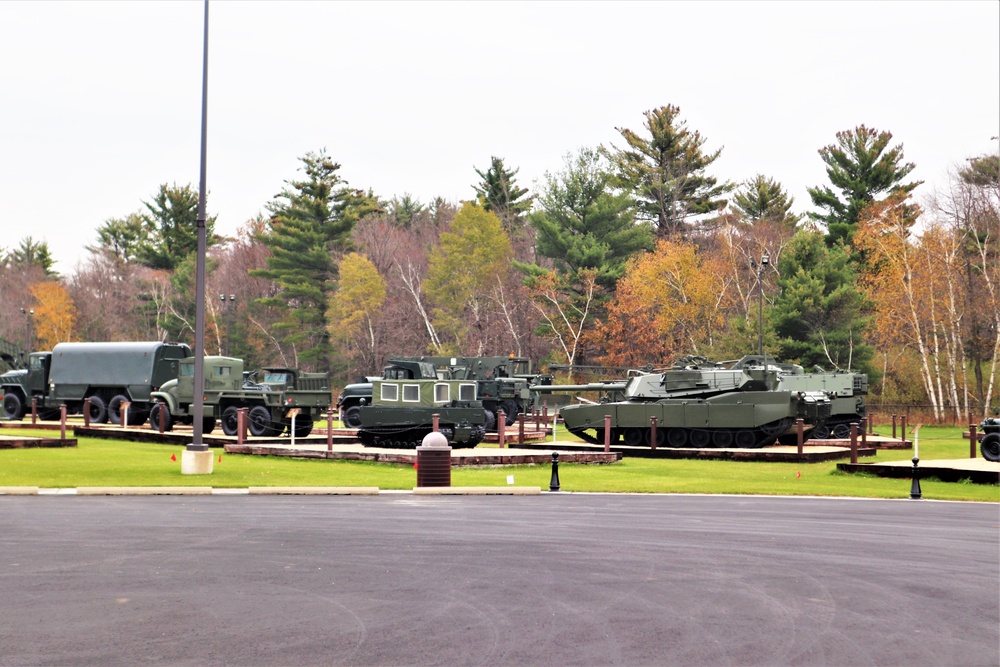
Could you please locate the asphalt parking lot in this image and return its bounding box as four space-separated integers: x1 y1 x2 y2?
2 494 997 666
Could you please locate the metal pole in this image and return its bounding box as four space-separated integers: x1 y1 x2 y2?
756 254 769 358
189 0 210 453
20 308 33 361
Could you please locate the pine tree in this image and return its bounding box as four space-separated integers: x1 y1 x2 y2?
251 149 378 370
473 156 533 234
137 183 217 270
732 175 801 229
604 104 733 237
807 125 921 246
770 231 873 372
523 147 653 291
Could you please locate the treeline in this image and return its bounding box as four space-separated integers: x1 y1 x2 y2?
1 105 997 421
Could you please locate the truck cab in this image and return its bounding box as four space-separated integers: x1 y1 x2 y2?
0 352 53 420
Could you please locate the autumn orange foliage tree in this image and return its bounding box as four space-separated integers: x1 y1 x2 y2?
29 281 77 349
597 239 731 366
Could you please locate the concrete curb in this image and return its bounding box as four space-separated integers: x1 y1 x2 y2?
248 486 380 495
76 487 215 496
0 487 39 495
412 486 541 495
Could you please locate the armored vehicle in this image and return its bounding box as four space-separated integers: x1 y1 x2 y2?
979 417 1000 462
1 341 191 423
556 358 831 448
356 360 486 448
337 355 551 430
731 355 867 440
150 356 331 437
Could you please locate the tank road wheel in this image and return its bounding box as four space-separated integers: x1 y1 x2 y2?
712 430 734 448
734 430 757 448
832 423 851 440
293 415 314 437
107 394 130 425
342 405 362 429
221 407 240 436
811 424 831 440
202 416 216 435
148 403 173 432
2 392 26 420
689 430 710 449
623 428 644 447
644 427 665 448
87 395 108 424
665 428 688 448
980 433 1000 462
247 405 272 437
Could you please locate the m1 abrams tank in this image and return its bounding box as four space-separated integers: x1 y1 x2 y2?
731 355 867 440
356 371 487 449
555 356 831 449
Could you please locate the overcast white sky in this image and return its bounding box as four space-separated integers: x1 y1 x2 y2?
2 1 998 275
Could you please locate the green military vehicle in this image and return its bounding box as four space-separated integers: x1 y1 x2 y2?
337 355 551 429
730 355 867 440
0 336 25 373
1 341 191 423
355 360 486 448
555 359 831 448
149 356 331 437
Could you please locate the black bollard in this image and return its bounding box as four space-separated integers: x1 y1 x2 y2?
549 451 560 492
909 457 922 500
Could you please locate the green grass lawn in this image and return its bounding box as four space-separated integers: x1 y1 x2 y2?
0 424 996 502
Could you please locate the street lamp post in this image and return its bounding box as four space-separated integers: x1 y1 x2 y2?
756 253 769 358
220 294 235 356
20 307 33 363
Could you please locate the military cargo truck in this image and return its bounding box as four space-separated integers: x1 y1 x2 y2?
150 356 331 437
0 341 191 423
356 368 486 448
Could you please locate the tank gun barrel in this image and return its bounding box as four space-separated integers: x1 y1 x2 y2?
530 382 628 393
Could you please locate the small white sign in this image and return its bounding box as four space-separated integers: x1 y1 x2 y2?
506 475 515 485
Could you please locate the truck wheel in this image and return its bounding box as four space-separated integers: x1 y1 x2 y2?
149 403 173 432
127 405 149 426
482 409 496 431
342 405 362 428
293 415 314 437
2 392 25 420
247 405 271 437
501 400 519 426
202 416 216 435
981 433 1000 462
87 395 108 424
221 406 240 436
108 394 130 425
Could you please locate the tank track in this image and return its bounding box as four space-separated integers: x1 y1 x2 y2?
569 418 793 450
358 425 485 449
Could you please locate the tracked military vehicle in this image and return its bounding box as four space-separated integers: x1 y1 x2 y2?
356 360 486 448
555 357 831 448
730 355 867 440
338 355 551 429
